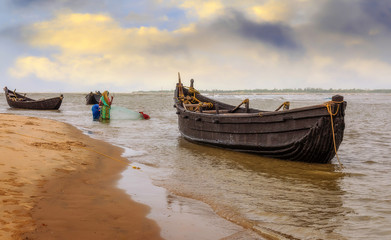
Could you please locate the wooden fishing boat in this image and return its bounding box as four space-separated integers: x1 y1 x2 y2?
85 91 101 105
174 76 347 164
3 87 63 110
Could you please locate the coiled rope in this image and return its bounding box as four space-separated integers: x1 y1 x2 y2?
179 85 213 111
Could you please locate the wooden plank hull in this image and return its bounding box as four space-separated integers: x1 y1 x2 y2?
85 92 101 105
4 87 63 110
174 84 346 163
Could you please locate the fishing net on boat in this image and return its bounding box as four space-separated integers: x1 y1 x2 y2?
110 106 144 120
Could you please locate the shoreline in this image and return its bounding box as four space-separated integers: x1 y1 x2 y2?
118 163 262 240
0 113 162 239
0 113 261 240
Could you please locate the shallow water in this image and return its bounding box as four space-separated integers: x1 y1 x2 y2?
1 91 391 239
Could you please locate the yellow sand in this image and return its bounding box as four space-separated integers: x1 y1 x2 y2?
0 113 161 239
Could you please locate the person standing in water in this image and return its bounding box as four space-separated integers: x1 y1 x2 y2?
99 91 114 121
91 104 100 121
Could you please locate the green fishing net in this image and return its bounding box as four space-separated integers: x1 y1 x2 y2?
110 106 143 120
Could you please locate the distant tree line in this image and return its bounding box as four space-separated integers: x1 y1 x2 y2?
136 88 391 93
202 88 391 93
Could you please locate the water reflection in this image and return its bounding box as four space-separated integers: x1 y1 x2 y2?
166 138 350 239
3 92 391 239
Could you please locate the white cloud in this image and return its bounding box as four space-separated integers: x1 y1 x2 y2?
7 2 391 91
180 0 224 19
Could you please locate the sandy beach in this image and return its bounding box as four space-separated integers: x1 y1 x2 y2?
0 113 162 239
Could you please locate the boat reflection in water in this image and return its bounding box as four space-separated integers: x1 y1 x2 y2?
160 138 350 239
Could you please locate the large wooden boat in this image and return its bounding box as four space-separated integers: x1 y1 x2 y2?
85 91 101 105
174 76 347 164
3 87 63 110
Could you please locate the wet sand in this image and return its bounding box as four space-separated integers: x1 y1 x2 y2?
0 113 162 239
0 113 263 240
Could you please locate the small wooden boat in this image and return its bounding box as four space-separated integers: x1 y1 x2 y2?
85 91 101 105
174 75 347 164
3 87 63 110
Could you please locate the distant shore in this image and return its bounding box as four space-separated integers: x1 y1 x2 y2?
2 88 389 95
132 88 391 94
0 113 162 239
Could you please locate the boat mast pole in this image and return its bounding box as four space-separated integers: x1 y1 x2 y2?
177 72 184 99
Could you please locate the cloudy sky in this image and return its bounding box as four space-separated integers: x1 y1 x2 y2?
1 0 390 92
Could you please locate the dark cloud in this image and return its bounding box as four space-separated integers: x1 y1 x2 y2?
12 0 51 6
143 10 303 59
0 25 31 44
204 10 301 50
361 0 391 31
0 26 21 40
9 0 105 12
315 0 368 35
314 0 391 36
237 20 298 49
303 0 391 62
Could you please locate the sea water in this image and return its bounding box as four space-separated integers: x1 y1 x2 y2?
1 92 391 239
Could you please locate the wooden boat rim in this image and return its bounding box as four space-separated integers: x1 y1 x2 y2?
175 85 340 118
175 102 330 117
11 96 64 102
4 88 63 101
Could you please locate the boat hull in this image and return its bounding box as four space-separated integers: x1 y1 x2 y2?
4 87 63 110
174 85 346 163
85 92 101 105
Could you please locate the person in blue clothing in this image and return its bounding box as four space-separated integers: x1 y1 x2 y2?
91 104 100 121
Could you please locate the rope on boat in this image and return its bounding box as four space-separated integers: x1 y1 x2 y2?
183 85 202 104
324 101 344 169
177 84 213 111
231 99 249 113
9 131 141 169
275 101 290 111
